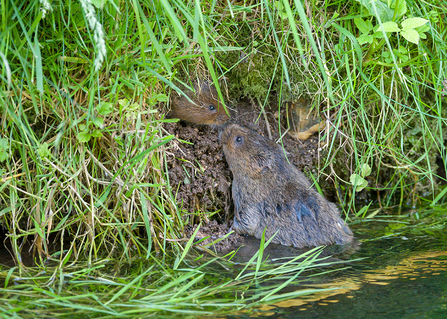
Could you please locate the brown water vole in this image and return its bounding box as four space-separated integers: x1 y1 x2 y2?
220 124 354 248
168 82 230 125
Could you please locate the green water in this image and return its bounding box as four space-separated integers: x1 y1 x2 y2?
1 209 446 318
227 213 447 318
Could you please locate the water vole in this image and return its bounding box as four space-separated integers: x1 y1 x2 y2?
168 82 230 125
220 124 354 248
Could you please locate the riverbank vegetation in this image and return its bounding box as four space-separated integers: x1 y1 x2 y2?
0 0 446 316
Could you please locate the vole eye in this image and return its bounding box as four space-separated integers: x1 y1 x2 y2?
208 105 216 111
235 136 243 144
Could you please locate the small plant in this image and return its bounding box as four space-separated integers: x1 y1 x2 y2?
78 117 105 143
37 142 51 159
350 163 371 193
353 0 429 64
382 45 409 63
355 17 429 46
78 102 113 143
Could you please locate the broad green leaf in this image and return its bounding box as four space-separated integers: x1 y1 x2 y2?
91 0 106 8
155 93 168 102
0 138 9 162
37 142 51 159
401 18 428 31
364 19 373 32
418 32 427 40
274 1 288 20
358 34 373 45
417 24 430 32
354 0 394 22
354 18 372 34
390 0 407 18
96 102 113 115
398 45 408 54
360 163 372 177
118 98 129 107
401 29 420 44
78 131 91 143
91 130 103 138
372 24 386 38
428 10 439 23
350 173 368 192
92 117 104 128
416 24 430 34
373 31 384 38
380 21 400 32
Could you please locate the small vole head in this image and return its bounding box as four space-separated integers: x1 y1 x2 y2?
168 82 230 125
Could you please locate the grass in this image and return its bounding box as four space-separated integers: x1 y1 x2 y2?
0 240 350 318
0 0 446 316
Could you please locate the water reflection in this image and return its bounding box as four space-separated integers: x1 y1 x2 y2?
226 223 447 318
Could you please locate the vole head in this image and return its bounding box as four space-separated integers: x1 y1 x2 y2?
168 82 230 125
220 124 278 177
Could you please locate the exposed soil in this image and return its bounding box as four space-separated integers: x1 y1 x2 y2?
164 122 232 218
164 99 324 251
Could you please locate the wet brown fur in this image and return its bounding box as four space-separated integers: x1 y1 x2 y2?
220 124 354 248
168 82 230 125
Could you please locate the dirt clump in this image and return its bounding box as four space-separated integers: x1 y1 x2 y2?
164 122 232 218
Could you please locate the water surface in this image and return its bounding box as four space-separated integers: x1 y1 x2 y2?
227 215 447 318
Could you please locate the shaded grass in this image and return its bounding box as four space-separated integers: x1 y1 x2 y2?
0 243 350 317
